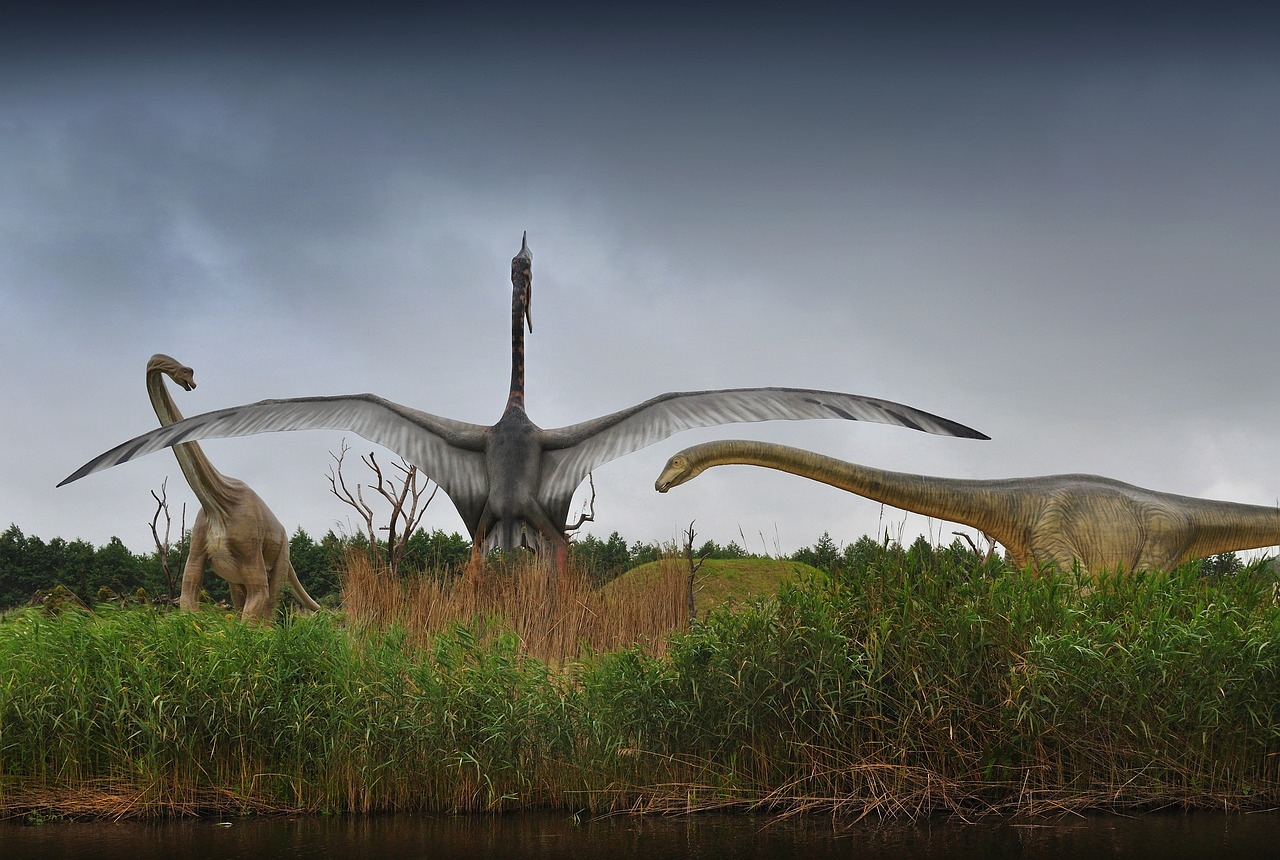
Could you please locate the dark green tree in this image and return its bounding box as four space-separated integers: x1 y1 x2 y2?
793 531 841 572
629 540 661 566
403 528 471 575
93 536 146 596
289 527 338 599
695 539 723 559
60 538 98 602
904 535 939 575
0 525 43 606
571 531 635 586
1200 551 1244 579
840 535 882 576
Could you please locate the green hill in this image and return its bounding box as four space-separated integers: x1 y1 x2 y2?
602 557 824 613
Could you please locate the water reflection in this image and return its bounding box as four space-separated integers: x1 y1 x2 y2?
2 811 1277 859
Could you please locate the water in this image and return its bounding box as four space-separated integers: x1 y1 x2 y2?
2 811 1277 859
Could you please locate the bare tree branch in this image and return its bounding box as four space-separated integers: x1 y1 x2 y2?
328 440 378 549
328 438 437 576
953 530 997 563
149 478 176 603
682 520 710 622
366 451 437 574
565 472 597 533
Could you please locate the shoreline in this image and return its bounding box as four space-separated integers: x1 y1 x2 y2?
4 549 1279 824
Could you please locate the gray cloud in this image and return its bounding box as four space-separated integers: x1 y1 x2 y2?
4 9 1279 560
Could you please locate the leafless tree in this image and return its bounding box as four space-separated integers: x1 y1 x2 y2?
149 478 177 603
328 439 437 576
954 530 998 564
681 520 710 622
564 471 597 534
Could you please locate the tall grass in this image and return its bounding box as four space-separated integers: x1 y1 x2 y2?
589 553 1280 816
0 605 586 816
2 547 1279 820
340 551 690 661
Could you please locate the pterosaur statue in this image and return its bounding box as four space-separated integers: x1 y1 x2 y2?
62 235 988 571
655 439 1280 573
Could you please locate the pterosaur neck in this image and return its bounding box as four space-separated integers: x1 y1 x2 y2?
507 314 525 411
507 300 526 411
507 233 532 412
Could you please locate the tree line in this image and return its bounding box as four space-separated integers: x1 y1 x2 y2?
0 522 824 610
3 522 1250 611
0 523 756 609
0 523 844 610
0 524 473 611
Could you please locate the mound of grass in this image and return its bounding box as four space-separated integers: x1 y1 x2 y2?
603 557 822 613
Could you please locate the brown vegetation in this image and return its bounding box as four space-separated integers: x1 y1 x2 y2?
339 550 691 661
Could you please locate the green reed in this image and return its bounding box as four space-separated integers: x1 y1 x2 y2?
2 548 1279 819
596 553 1280 815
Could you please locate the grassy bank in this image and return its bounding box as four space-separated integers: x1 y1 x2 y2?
604 557 823 614
2 546 1279 820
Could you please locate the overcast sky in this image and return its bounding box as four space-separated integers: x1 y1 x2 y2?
4 5 1279 559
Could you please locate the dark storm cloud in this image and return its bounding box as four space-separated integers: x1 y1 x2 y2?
4 2 1279 556
9 2 1279 63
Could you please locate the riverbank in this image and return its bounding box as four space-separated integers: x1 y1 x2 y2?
3 546 1278 820
8 809 1280 859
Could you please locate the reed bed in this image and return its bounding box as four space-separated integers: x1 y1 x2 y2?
339 551 691 661
2 548 1279 821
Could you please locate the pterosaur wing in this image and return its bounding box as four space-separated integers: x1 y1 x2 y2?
537 387 987 512
59 393 491 531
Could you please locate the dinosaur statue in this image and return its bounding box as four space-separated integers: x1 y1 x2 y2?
655 439 1280 573
147 354 321 621
63 236 988 574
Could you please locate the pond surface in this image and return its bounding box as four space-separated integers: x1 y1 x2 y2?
2 810 1277 859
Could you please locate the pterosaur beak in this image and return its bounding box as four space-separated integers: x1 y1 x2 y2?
514 231 533 332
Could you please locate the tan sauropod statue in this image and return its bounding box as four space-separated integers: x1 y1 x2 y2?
656 440 1280 573
147 354 321 621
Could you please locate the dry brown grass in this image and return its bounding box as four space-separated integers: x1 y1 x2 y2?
0 779 296 821
339 550 692 661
